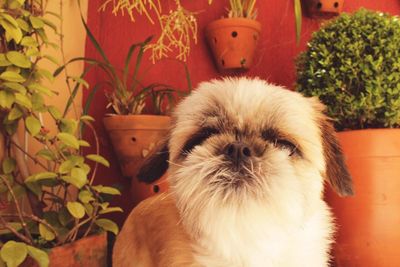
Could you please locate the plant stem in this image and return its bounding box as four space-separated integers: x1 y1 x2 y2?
0 213 60 244
9 137 49 171
0 175 34 245
0 216 32 245
10 134 44 217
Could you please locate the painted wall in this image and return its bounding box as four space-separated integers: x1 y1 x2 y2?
83 0 400 224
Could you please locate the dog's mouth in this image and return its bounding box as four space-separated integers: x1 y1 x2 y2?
206 159 262 191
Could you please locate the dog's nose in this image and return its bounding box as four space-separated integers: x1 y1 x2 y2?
224 142 252 164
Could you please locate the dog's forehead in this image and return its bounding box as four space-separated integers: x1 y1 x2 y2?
175 78 316 132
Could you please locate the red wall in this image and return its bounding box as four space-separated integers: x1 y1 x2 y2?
83 0 400 225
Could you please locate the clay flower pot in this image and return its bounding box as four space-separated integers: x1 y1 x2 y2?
130 175 169 206
103 115 171 178
325 129 400 266
303 0 344 18
205 18 261 71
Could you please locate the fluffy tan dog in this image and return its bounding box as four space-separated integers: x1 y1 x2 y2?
113 77 353 267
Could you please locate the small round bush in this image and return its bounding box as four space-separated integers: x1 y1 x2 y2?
296 9 400 130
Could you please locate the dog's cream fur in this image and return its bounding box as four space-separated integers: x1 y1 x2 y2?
113 78 353 267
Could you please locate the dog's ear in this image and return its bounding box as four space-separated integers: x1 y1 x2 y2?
137 139 169 184
319 118 353 196
309 97 354 197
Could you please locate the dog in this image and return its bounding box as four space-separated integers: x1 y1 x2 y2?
113 77 353 267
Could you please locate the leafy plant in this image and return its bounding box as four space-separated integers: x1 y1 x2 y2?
226 0 302 42
296 9 400 130
0 1 121 266
57 16 189 116
227 0 258 18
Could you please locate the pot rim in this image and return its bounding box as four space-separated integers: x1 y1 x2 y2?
206 17 261 33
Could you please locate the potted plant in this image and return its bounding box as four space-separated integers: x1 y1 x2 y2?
205 0 261 71
205 0 303 71
58 16 191 204
0 1 121 266
296 9 400 267
303 0 345 18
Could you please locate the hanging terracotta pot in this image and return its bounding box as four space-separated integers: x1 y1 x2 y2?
303 0 344 18
205 18 261 71
130 175 169 206
325 129 400 267
103 115 170 178
22 233 108 267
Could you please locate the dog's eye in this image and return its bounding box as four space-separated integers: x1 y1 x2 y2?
181 127 219 155
274 139 298 156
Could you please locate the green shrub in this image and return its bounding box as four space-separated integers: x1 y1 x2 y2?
296 9 400 130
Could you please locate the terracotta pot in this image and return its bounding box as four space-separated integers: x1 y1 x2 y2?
205 18 261 71
303 0 344 18
103 115 171 177
326 129 400 267
130 175 169 206
22 233 107 267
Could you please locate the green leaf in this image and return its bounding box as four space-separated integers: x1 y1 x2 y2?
58 159 74 174
31 92 46 112
2 82 27 94
28 83 54 96
0 91 15 109
0 71 25 82
15 93 32 109
29 16 45 29
99 207 123 214
78 140 90 147
57 133 79 149
67 201 85 219
2 158 16 174
80 115 95 122
70 167 87 188
16 18 30 32
6 51 31 68
25 116 41 136
7 107 23 121
78 190 95 204
20 36 38 47
84 203 94 216
0 54 11 67
39 223 55 241
27 246 49 267
0 17 22 43
92 185 121 195
36 149 56 161
48 106 62 120
0 241 28 267
0 13 18 28
86 154 110 167
59 118 78 134
95 219 119 235
27 172 57 182
36 69 54 82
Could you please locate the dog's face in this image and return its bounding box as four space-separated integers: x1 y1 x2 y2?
138 78 352 212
